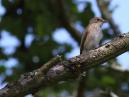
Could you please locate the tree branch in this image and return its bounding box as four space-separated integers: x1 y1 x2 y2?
96 0 121 35
56 0 81 44
0 32 129 97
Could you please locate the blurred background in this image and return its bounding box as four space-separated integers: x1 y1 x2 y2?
0 0 129 97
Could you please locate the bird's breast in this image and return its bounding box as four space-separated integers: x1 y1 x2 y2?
86 25 103 49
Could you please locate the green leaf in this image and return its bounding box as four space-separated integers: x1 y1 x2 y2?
0 66 6 73
101 76 116 86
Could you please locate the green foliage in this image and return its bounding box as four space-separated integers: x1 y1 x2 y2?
77 2 95 27
100 75 115 87
0 0 128 97
0 66 6 73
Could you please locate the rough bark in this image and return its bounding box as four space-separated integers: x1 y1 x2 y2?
0 32 129 97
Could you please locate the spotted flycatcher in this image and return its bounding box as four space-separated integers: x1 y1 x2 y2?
80 17 106 54
77 17 106 97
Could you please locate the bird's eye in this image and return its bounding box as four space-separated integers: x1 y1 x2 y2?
96 18 100 21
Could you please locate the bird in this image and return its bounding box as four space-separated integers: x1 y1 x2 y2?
80 17 106 54
76 17 106 97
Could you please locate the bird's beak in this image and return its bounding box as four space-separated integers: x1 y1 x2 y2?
102 19 107 23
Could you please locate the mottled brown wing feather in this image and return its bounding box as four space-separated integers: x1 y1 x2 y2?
80 29 89 54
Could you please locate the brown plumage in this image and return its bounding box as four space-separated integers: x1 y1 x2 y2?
77 17 106 97
80 17 106 54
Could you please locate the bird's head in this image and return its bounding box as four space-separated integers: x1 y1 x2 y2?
89 17 106 27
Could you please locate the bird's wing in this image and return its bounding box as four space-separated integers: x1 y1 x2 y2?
80 29 89 54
